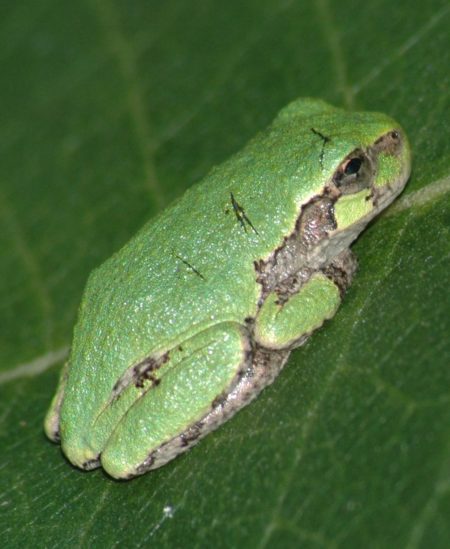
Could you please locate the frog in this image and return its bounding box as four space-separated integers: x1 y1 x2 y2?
44 98 411 479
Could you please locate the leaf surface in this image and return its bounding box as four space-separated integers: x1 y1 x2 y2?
1 1 449 547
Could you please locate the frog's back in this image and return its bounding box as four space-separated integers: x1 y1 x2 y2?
70 99 398 395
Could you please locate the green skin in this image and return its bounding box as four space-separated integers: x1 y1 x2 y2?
45 98 411 479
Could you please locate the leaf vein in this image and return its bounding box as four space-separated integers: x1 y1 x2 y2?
352 4 450 94
0 346 69 385
314 0 354 108
91 0 164 208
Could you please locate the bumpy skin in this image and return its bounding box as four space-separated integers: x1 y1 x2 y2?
45 98 411 479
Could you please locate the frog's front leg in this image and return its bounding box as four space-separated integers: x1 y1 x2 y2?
97 322 251 479
254 249 356 351
254 273 341 349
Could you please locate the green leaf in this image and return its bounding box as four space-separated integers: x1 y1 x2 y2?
1 0 449 547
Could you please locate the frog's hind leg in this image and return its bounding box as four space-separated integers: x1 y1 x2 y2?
100 321 253 479
187 344 290 442
139 344 290 477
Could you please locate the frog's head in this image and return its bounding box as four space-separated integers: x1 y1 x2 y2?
329 122 411 235
274 98 411 230
298 106 411 269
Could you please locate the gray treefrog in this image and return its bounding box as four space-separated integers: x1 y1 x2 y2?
45 98 411 479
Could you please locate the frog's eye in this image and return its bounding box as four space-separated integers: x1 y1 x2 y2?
333 151 373 194
343 157 362 175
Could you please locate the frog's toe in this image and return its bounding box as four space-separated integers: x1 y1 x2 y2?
61 438 101 471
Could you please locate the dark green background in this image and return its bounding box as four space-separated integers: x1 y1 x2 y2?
1 1 449 547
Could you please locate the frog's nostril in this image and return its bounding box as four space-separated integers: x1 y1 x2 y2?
373 129 404 156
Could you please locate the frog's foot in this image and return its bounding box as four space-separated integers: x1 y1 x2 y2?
322 248 358 297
